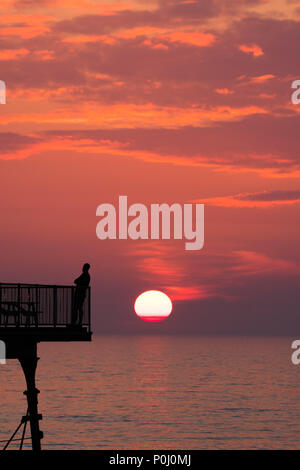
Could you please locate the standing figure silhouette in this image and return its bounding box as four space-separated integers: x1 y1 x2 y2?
71 263 90 326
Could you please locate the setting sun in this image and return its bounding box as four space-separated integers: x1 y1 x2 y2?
134 290 173 322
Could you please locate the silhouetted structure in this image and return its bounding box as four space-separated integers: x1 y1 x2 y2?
0 282 92 451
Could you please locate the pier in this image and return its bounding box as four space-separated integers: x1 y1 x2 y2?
0 282 92 451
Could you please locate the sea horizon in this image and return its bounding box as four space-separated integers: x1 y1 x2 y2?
1 334 299 450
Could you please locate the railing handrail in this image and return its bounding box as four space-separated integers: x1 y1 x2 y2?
0 282 83 289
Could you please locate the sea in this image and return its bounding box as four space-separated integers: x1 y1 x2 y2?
0 335 299 450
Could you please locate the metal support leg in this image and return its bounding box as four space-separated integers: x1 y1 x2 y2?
17 342 43 451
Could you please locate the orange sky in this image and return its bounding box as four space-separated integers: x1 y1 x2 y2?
1 0 300 333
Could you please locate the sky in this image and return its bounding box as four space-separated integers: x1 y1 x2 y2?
0 0 300 334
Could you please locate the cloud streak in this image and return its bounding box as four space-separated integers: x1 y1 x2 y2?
199 190 300 208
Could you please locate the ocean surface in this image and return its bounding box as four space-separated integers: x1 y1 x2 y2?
0 335 300 450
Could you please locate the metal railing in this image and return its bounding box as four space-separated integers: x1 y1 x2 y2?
0 283 91 330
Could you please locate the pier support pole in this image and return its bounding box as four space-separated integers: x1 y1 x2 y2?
17 341 43 451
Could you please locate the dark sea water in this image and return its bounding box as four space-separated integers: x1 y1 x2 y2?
0 335 300 449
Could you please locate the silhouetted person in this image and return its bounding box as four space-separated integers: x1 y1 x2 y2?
71 263 90 326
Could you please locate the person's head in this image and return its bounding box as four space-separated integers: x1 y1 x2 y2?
82 263 90 272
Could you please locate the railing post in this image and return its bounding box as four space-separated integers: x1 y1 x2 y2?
36 285 39 327
88 287 91 332
53 286 57 327
18 284 21 326
71 286 75 325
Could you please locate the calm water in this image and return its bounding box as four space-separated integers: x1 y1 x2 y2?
0 335 300 449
